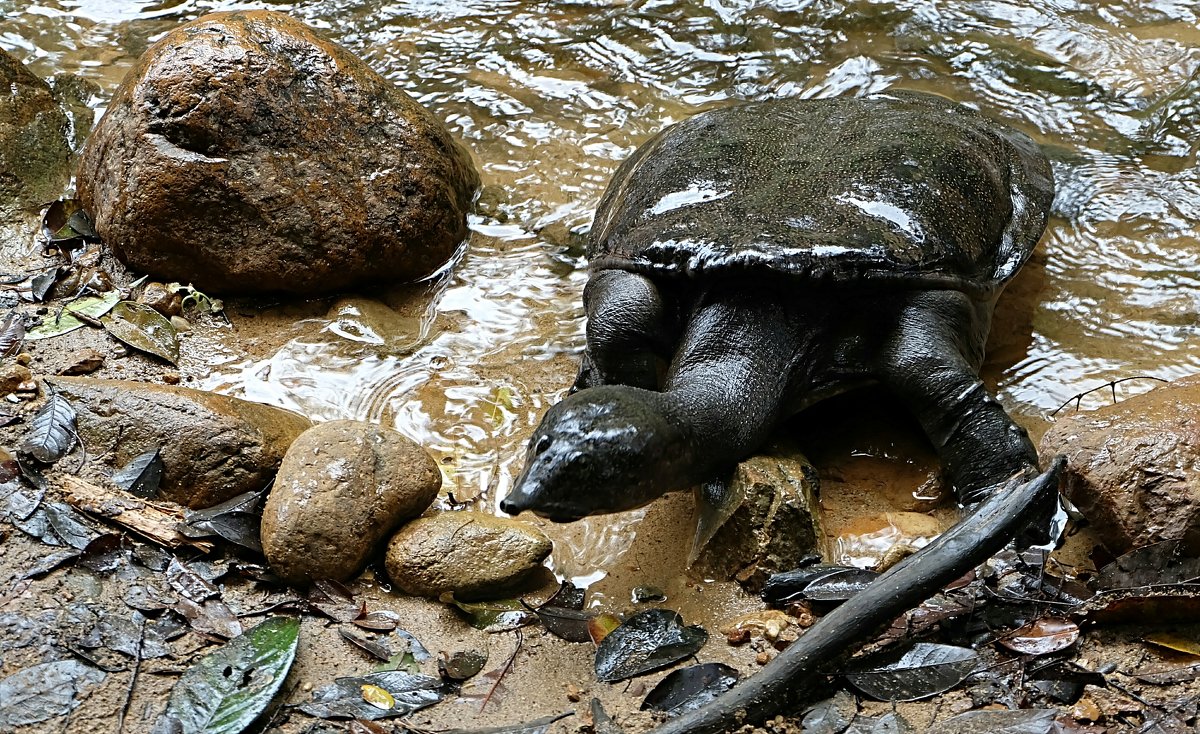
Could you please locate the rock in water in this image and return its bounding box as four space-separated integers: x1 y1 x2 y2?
1040 375 1200 553
261 420 441 584
47 377 311 508
385 512 552 600
690 449 822 590
0 48 72 213
76 10 479 295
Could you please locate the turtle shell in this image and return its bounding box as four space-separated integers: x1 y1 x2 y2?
588 91 1053 297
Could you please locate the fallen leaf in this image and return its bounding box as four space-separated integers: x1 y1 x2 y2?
594 609 708 683
152 616 299 734
442 712 572 734
1144 631 1200 658
20 393 77 463
111 448 164 498
166 558 220 602
999 618 1080 656
762 565 879 604
1137 663 1200 685
29 268 59 302
588 613 622 646
0 310 25 358
25 291 120 340
360 684 395 711
844 642 979 701
180 490 265 553
104 301 180 364
0 659 105 728
532 604 594 643
1096 541 1200 589
800 690 858 734
641 662 739 717
441 593 537 633
439 650 488 681
340 629 392 662
299 671 444 720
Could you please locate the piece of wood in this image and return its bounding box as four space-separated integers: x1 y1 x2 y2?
59 475 213 552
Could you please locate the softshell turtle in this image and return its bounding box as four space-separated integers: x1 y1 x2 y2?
502 90 1058 521
501 91 1065 732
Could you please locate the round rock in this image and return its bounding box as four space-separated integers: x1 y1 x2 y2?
262 420 440 585
385 512 552 601
77 10 479 295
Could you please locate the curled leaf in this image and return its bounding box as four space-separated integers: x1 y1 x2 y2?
111 448 164 498
0 310 25 358
104 301 179 364
998 617 1080 656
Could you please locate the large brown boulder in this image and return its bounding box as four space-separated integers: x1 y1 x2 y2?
1040 376 1200 553
0 48 72 213
48 377 311 508
261 420 441 585
76 10 479 295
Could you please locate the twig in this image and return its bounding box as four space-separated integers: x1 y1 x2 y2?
1050 376 1169 416
59 475 213 551
117 614 146 733
480 630 523 713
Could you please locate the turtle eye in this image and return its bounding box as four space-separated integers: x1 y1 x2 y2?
534 435 552 454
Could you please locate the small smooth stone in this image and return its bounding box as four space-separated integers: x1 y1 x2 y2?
385 512 552 601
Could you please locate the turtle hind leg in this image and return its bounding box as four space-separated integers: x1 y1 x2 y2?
573 269 671 392
877 290 1043 506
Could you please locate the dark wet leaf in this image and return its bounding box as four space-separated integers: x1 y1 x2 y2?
174 598 243 640
396 629 432 662
0 659 106 727
42 199 97 243
22 547 83 578
20 393 77 463
441 593 537 632
153 617 299 734
926 708 1057 734
844 642 979 701
180 490 264 553
547 580 585 610
845 711 916 734
25 291 121 340
762 565 880 604
439 650 488 681
0 310 25 358
1096 540 1200 589
340 629 392 662
999 618 1080 656
112 448 164 498
799 690 858 734
591 698 626 734
633 585 667 604
104 301 180 364
124 583 179 612
594 609 708 682
531 604 594 643
641 662 739 717
4 483 43 520
1138 663 1200 685
442 712 572 734
299 671 445 720
0 411 19 428
43 501 101 549
166 558 220 601
29 268 59 302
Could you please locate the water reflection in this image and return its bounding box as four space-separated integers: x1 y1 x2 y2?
4 0 1200 577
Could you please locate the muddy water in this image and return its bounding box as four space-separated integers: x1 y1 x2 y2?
4 1 1199 590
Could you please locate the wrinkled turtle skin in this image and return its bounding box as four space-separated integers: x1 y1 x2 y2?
502 91 1064 733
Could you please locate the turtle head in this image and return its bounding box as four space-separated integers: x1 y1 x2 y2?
501 385 691 522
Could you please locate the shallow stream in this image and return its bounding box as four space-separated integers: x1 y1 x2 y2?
4 0 1199 594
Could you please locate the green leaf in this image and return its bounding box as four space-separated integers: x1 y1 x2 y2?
25 291 121 340
153 616 300 734
440 593 537 632
103 301 180 364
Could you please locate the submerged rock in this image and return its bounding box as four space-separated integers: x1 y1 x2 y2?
261 420 440 584
76 10 479 295
0 48 72 213
47 377 310 508
385 512 552 600
1040 376 1200 553
690 449 822 591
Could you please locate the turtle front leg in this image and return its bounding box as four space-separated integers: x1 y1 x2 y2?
573 269 670 392
877 290 1041 506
